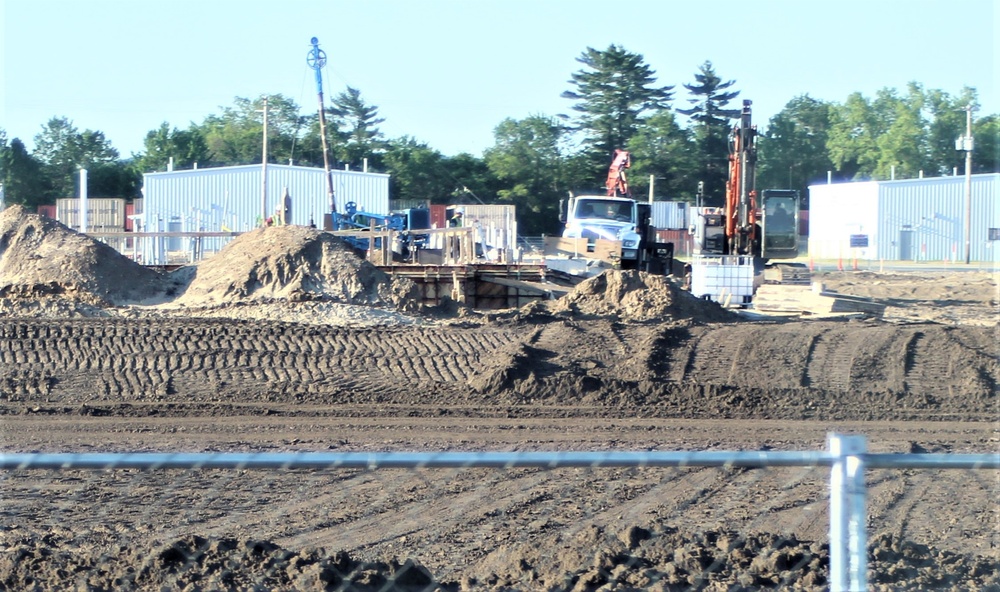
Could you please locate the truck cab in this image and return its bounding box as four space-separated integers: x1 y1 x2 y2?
559 195 644 265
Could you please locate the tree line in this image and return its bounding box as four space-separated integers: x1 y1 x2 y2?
1 45 996 235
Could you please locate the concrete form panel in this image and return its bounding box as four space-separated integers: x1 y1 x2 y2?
460 204 518 250
55 198 126 231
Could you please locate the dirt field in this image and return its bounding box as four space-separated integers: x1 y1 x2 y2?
1 205 998 591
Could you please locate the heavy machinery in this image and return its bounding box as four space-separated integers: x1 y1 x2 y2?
332 201 431 261
547 150 673 275
688 100 804 303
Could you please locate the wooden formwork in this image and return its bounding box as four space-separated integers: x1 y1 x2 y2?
377 263 564 309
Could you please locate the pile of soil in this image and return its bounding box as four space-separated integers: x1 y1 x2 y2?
0 205 171 305
4 529 995 591
545 270 736 323
174 225 422 311
0 207 423 316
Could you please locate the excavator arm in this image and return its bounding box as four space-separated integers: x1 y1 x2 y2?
725 100 759 256
606 149 632 198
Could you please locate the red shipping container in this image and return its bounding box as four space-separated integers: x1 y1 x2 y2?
429 204 448 229
656 229 692 257
125 203 136 231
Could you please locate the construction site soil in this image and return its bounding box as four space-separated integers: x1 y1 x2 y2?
1 205 998 590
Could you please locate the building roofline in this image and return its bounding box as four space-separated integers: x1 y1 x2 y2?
144 163 389 178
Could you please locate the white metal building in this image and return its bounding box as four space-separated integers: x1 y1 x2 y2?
140 164 390 233
808 173 999 263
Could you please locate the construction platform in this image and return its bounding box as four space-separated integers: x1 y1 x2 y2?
377 263 571 309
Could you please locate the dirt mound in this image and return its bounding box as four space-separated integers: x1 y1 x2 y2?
1 534 435 591
4 528 996 591
545 270 737 323
470 526 998 591
0 205 170 305
171 225 422 311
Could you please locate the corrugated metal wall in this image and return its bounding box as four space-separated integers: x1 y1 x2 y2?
808 174 1000 262
651 201 689 230
877 174 999 261
141 164 389 232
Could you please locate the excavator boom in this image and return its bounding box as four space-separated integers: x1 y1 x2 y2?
725 100 758 256
606 149 632 198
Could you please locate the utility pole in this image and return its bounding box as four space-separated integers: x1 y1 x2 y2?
308 37 336 221
260 96 269 226
957 103 974 264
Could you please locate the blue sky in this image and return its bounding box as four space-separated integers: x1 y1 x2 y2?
2 0 996 159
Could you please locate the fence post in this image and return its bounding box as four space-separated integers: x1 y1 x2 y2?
828 433 868 591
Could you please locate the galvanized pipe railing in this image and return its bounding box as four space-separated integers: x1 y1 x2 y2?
3 434 998 591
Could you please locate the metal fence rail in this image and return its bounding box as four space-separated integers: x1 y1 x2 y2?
3 433 998 591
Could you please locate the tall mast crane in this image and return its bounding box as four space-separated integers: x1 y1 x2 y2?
307 37 336 216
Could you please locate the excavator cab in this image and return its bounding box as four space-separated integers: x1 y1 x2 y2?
760 189 800 260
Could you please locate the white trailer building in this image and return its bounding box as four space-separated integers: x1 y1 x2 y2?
808 173 999 263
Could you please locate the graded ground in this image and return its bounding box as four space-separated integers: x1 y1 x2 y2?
1 205 998 591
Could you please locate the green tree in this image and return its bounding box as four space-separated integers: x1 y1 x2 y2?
329 87 386 168
201 95 305 166
443 152 502 208
924 87 977 175
972 113 999 173
484 115 568 234
626 110 698 201
32 117 120 199
381 137 450 202
677 61 742 206
872 83 932 179
826 92 882 180
297 110 348 171
136 122 212 172
757 95 836 207
0 134 50 208
561 44 674 174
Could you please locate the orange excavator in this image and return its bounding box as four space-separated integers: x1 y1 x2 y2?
692 100 799 260
725 101 759 257
688 100 804 302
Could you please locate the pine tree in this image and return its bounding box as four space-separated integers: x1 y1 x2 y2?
561 45 674 177
678 61 742 206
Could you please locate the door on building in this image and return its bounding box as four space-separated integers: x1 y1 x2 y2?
898 227 914 260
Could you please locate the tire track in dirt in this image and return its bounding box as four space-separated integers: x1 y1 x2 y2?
1 318 996 421
0 319 526 404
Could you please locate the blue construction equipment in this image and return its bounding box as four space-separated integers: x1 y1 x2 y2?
332 201 431 261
